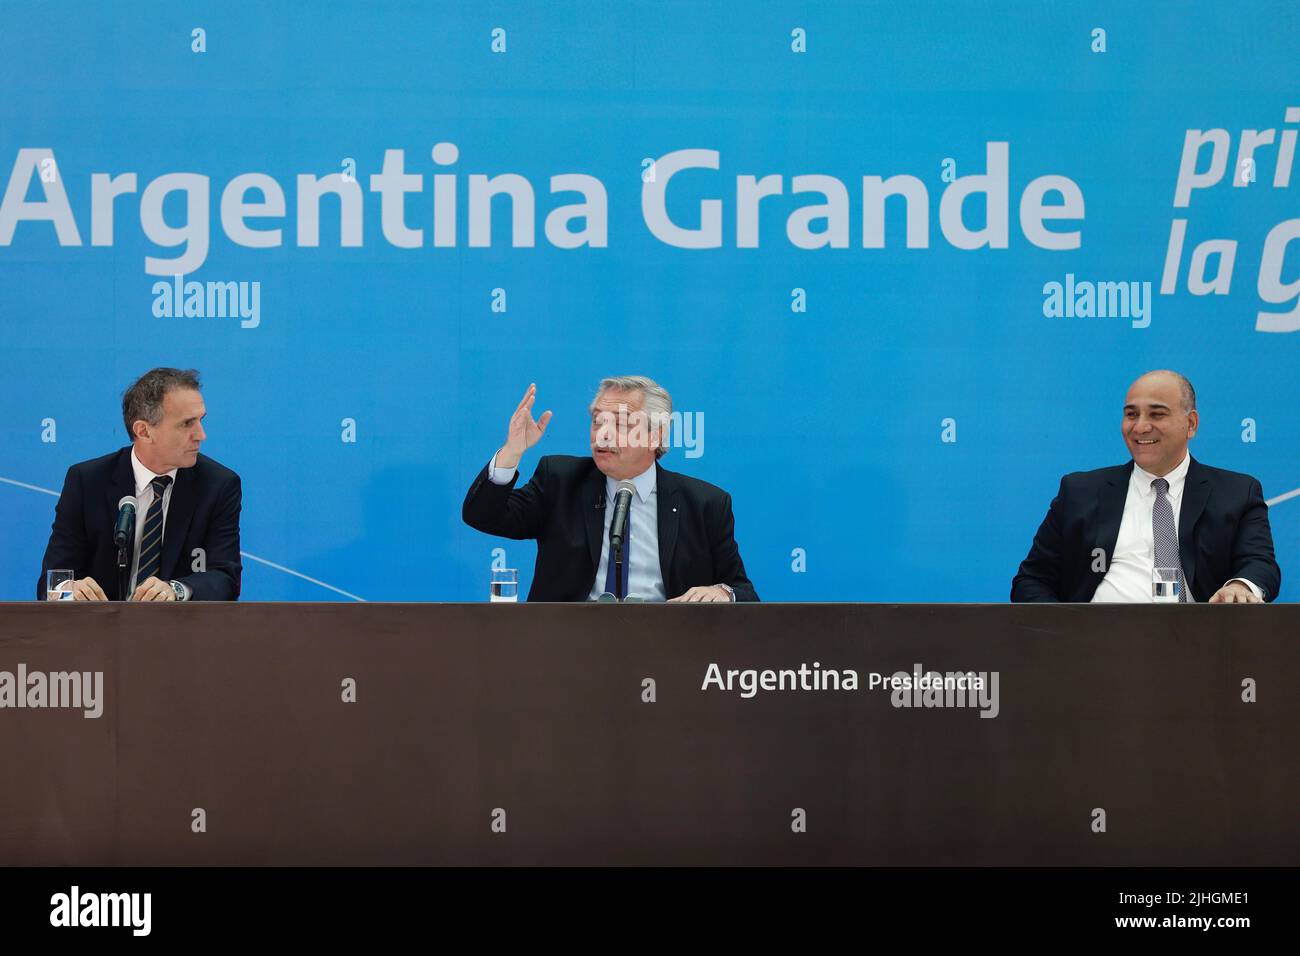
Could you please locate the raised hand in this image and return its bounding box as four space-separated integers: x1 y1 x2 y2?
497 383 552 470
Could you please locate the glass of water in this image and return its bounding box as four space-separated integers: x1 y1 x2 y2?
46 569 75 601
1152 567 1183 603
490 568 519 603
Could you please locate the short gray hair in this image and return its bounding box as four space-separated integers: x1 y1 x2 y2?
122 367 201 439
590 375 673 459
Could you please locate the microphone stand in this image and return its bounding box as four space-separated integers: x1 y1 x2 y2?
613 540 626 602
113 499 136 602
117 543 129 602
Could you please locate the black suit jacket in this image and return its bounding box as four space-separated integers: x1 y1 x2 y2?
463 454 758 602
37 447 243 601
1011 458 1280 603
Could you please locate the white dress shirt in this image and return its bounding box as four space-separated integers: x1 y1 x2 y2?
487 454 667 601
1091 453 1262 603
128 448 187 597
585 465 666 602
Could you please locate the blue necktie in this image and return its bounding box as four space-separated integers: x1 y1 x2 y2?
135 475 173 588
604 497 630 597
1151 477 1187 602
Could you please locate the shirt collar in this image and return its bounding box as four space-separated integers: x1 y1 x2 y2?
1133 451 1190 498
606 461 657 504
131 446 179 496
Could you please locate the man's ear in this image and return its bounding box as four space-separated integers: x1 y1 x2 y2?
1186 409 1199 439
132 419 150 442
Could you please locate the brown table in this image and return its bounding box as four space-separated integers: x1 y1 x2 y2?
1 602 1296 866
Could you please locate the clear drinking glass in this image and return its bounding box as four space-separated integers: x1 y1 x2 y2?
46 569 75 601
490 568 519 603
1152 567 1183 603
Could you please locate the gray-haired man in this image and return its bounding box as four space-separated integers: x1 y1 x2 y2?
463 377 758 602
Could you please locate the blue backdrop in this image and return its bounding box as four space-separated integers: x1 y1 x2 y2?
2 1 1296 601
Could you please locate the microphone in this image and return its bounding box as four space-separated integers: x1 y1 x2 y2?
113 495 137 547
609 480 635 550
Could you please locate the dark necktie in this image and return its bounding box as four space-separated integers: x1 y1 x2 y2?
604 498 631 597
135 475 173 588
1151 477 1187 602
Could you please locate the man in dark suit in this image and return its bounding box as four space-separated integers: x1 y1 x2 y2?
37 368 242 601
463 377 758 602
1012 370 1280 603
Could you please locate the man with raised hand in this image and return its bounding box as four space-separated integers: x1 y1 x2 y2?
463 377 758 603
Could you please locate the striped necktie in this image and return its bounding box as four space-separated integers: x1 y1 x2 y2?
135 475 173 588
1151 477 1187 603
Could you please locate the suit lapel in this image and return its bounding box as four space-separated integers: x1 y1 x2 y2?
160 465 197 580
584 467 606 573
1093 462 1133 573
1178 458 1211 594
104 447 135 518
655 463 680 589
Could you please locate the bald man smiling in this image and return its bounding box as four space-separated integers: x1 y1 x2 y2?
1012 371 1281 604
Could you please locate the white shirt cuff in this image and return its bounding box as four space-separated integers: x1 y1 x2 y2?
1226 578 1264 600
487 452 517 485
